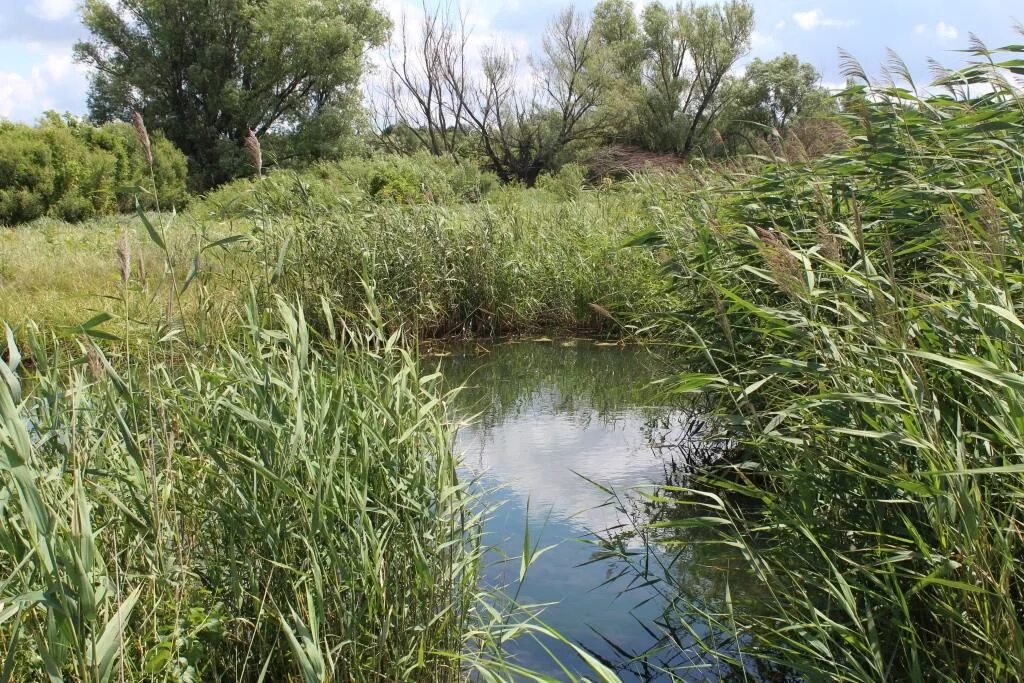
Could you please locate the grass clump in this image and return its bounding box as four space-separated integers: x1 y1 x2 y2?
0 295 481 681
620 41 1024 680
254 176 675 338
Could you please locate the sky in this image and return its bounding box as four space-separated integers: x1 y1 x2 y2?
1 0 1022 123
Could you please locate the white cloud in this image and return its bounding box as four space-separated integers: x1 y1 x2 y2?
775 20 786 30
936 21 958 40
914 24 927 35
750 30 776 51
29 0 77 21
0 73 35 119
793 9 853 31
0 49 90 122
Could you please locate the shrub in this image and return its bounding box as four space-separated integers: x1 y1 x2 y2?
0 113 188 226
200 153 499 220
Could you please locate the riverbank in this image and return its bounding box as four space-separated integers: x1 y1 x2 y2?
3 44 1024 680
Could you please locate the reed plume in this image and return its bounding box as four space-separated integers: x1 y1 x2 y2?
116 230 132 286
244 128 262 178
132 111 153 169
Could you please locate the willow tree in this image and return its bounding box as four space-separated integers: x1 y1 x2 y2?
75 0 389 187
639 0 754 156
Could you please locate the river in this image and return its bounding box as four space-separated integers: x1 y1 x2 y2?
438 340 754 681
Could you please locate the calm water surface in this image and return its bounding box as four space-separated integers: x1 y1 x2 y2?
439 341 752 681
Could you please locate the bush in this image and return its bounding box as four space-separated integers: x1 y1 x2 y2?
200 153 499 220
0 113 188 226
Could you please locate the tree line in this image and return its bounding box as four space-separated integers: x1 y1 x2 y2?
68 0 830 189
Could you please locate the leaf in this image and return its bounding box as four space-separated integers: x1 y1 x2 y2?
136 202 166 252
63 313 119 342
4 324 20 373
181 254 201 294
201 234 248 252
93 587 141 683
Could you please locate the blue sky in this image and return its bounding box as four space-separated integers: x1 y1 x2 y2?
2 0 1022 123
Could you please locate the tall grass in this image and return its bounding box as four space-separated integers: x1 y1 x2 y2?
250 177 675 338
0 291 484 681
623 40 1024 680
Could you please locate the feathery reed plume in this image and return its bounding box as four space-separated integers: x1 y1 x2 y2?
816 223 841 262
85 342 103 381
588 302 614 320
244 128 262 178
116 231 132 286
754 225 805 299
132 111 153 169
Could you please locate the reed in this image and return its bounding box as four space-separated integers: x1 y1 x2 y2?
0 292 485 681
619 40 1024 681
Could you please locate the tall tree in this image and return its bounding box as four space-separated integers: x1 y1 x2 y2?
75 0 389 187
590 0 645 140
382 4 608 185
730 54 831 134
639 0 753 156
379 1 470 156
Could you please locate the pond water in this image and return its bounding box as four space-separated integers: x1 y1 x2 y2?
438 341 753 681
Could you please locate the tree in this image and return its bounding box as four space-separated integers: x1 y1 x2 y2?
379 1 470 156
590 0 646 140
729 54 831 141
639 0 754 156
458 7 607 184
75 0 389 188
382 4 608 185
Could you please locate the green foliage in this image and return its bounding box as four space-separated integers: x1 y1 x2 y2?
246 167 672 338
637 0 754 155
202 153 499 218
0 298 480 681
0 114 188 225
626 42 1024 680
716 53 833 154
76 0 389 188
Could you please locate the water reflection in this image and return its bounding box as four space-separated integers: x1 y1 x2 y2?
438 341 753 681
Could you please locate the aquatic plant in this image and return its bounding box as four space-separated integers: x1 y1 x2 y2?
0 293 485 681
626 39 1024 680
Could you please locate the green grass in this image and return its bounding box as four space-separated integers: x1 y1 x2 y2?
259 180 676 337
0 212 243 340
0 294 485 681
605 40 1024 681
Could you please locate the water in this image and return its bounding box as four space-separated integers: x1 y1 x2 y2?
438 340 752 681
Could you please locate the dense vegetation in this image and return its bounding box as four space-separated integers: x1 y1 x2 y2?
3 0 1024 678
0 300 480 681
0 114 187 225
604 42 1024 681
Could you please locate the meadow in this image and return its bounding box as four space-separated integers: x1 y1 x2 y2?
2 38 1024 683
